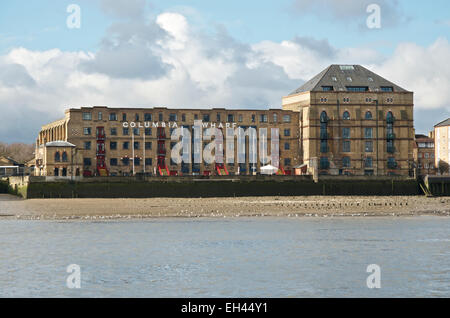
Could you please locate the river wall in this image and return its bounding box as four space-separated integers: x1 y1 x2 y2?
15 176 421 199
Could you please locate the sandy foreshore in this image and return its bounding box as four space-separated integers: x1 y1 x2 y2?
0 194 449 220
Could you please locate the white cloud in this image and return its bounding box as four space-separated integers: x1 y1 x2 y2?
0 12 449 142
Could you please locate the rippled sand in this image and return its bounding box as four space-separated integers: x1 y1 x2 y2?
0 194 449 220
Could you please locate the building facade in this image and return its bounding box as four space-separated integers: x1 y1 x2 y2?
35 108 300 177
413 133 436 176
35 64 415 177
434 118 450 175
282 65 414 176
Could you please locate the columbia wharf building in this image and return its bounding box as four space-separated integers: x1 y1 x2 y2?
35 64 415 177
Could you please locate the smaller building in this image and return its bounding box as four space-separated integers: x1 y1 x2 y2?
0 155 23 177
413 133 436 176
35 141 78 177
434 118 450 175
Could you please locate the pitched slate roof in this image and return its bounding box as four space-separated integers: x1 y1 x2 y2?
289 64 409 95
434 118 450 127
45 141 76 147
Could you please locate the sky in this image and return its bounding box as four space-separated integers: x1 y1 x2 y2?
0 0 449 142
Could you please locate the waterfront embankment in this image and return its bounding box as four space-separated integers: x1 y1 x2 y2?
0 194 449 220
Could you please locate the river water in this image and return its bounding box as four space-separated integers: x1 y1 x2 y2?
0 217 448 297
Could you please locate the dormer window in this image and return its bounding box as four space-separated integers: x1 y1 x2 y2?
331 76 337 82
368 77 374 82
346 77 352 82
322 86 334 91
381 86 394 92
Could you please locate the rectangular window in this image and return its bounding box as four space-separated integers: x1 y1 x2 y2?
83 127 91 135
342 140 351 152
123 127 129 135
145 142 152 150
260 114 268 123
365 157 373 168
284 129 291 137
145 128 152 136
182 114 186 122
284 142 290 150
110 128 117 135
134 142 140 150
283 115 291 123
109 113 117 121
134 158 140 166
145 158 152 166
322 86 334 91
284 158 291 166
82 112 92 120
169 113 177 121
133 128 139 136
84 141 91 150
144 113 152 121
228 114 234 122
217 113 221 122
122 113 127 121
98 112 103 120
238 115 243 122
320 157 329 169
110 141 117 150
122 158 130 166
346 86 369 92
342 127 350 139
381 86 394 92
251 114 256 122
83 158 91 166
273 113 278 123
365 127 373 139
110 158 118 166
342 157 351 168
135 114 140 121
203 114 210 122
159 113 163 121
365 141 373 153
123 142 129 150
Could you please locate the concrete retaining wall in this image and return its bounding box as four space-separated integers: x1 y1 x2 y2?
24 177 420 199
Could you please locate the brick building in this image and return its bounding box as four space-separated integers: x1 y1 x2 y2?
413 134 436 176
35 64 415 177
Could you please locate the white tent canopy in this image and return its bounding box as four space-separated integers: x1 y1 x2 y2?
260 164 278 175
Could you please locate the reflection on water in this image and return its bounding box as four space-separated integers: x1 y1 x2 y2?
0 217 449 297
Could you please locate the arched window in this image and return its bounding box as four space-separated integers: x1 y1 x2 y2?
320 111 328 153
386 111 394 123
365 111 373 120
62 151 68 162
320 111 328 123
343 111 350 120
54 152 60 162
386 111 395 154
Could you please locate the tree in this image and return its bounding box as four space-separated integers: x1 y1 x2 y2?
438 160 449 175
0 142 35 163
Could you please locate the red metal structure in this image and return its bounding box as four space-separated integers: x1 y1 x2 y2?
96 126 108 176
